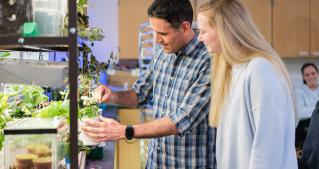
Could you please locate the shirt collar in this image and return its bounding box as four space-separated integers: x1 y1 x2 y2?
176 31 200 56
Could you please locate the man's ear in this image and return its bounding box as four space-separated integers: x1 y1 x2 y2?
180 21 192 33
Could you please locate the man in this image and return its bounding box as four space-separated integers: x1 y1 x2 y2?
81 0 216 168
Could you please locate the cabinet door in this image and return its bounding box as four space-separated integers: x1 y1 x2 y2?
311 0 319 57
119 0 154 59
193 0 209 21
190 0 197 21
273 0 310 58
193 0 272 42
240 0 272 43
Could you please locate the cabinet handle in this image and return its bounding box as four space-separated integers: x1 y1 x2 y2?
313 51 319 57
298 51 309 57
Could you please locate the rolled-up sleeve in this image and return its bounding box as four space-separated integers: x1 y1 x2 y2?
169 61 211 136
131 56 156 106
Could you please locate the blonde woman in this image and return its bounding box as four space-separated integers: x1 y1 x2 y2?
197 0 297 169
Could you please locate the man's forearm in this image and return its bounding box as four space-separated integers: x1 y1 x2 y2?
132 117 179 139
111 90 139 107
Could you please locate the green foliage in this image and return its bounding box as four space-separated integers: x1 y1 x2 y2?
78 27 104 42
21 85 48 107
35 101 64 118
0 85 49 150
0 52 10 58
34 98 100 121
5 85 48 118
0 131 3 151
77 0 88 16
0 93 9 115
0 115 11 151
79 105 99 119
0 116 5 150
0 0 108 152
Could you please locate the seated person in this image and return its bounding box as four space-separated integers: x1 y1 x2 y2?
296 63 319 125
295 63 319 168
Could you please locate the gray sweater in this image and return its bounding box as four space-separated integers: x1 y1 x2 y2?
295 84 319 124
216 57 297 169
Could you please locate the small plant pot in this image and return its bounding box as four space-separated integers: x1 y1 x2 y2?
15 154 37 169
33 157 52 169
27 144 51 157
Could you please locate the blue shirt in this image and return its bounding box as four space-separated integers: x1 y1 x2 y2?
132 33 216 169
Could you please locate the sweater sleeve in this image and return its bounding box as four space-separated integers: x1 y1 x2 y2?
247 58 297 169
295 87 316 122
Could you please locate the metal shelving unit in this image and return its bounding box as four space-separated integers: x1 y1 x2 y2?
0 0 78 168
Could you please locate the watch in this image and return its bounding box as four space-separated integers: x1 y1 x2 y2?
125 125 134 140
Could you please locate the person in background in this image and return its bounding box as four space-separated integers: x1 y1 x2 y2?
81 0 216 168
295 63 319 169
197 0 297 169
296 63 319 124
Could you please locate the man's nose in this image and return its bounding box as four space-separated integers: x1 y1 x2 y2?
155 34 163 43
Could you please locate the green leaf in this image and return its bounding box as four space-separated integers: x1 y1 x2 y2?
0 52 10 58
79 105 99 119
77 6 84 16
35 101 63 118
0 132 3 151
60 100 70 116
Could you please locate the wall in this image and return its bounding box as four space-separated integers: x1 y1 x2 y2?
88 0 118 62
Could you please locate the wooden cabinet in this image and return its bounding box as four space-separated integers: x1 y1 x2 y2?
193 0 272 43
118 0 318 59
119 0 154 59
311 0 319 57
192 0 208 21
190 0 197 21
273 0 310 58
240 0 272 43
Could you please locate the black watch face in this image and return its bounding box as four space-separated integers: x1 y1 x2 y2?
125 125 134 140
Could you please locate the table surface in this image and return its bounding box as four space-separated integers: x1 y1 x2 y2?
85 142 115 169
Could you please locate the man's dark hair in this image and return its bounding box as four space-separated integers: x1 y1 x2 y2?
301 62 319 84
147 0 193 29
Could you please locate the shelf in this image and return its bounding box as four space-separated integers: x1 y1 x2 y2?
0 0 79 167
0 59 68 88
0 37 71 46
0 44 83 52
0 45 70 52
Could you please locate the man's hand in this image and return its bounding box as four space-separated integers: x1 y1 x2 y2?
81 116 126 142
93 85 114 103
93 86 139 107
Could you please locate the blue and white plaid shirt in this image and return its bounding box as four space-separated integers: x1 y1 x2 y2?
132 33 216 169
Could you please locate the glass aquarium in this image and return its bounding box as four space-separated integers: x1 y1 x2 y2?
3 118 65 169
0 0 67 37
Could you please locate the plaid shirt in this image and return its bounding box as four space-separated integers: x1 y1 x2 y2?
132 33 216 169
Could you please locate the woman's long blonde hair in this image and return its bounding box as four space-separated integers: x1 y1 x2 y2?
199 0 296 127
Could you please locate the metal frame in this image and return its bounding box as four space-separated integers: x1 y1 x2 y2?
4 129 57 135
0 0 78 168
68 0 78 168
